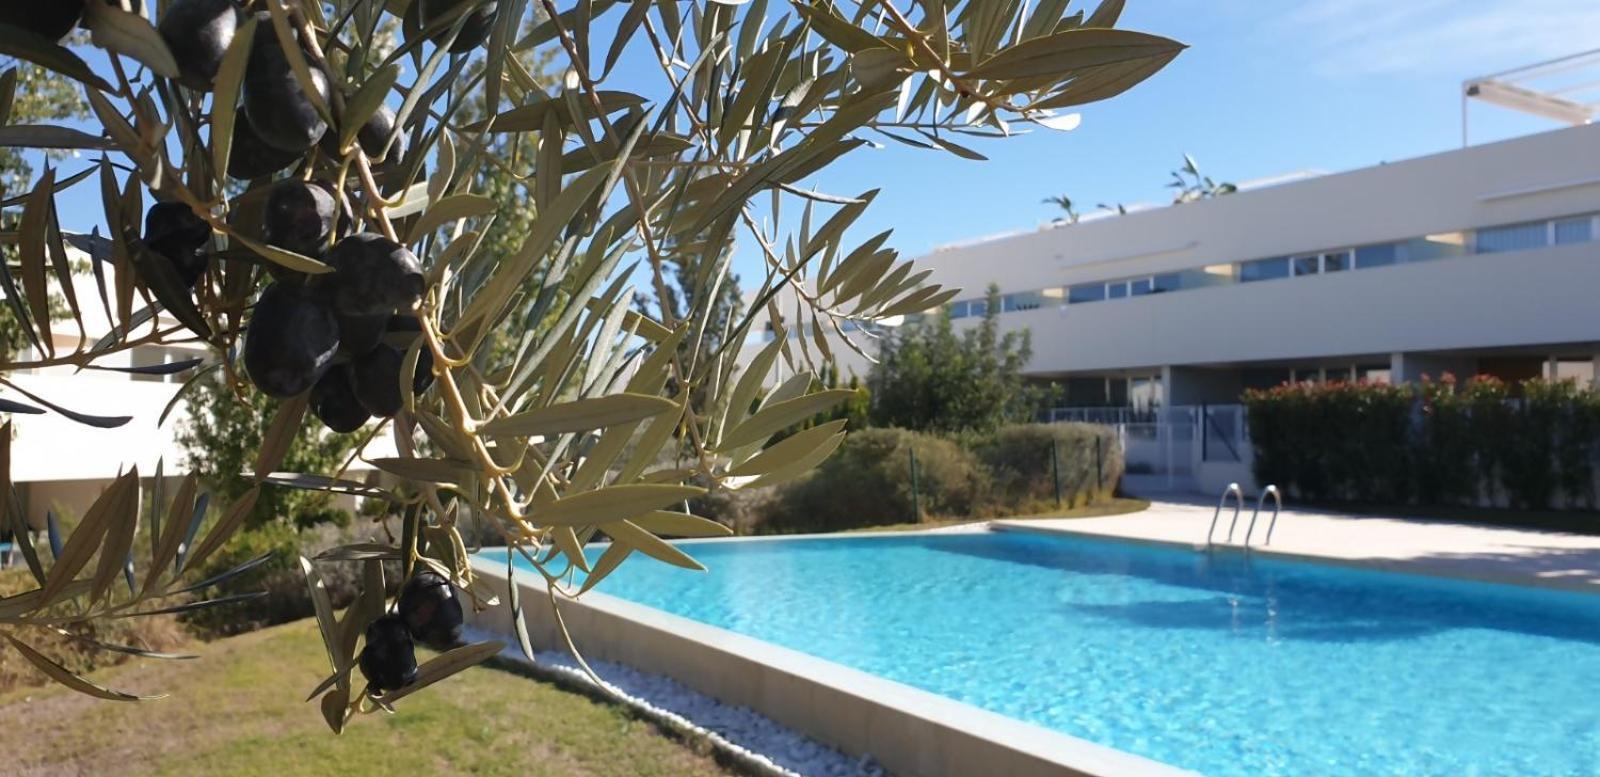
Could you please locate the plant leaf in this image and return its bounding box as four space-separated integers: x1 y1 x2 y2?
0 24 113 91
479 393 677 439
0 125 113 149
601 519 703 571
5 635 164 701
966 28 1184 81
209 13 256 184
83 0 179 78
717 389 854 451
536 484 706 528
376 640 504 705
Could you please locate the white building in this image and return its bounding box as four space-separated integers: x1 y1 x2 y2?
4 252 391 535
897 121 1600 401
747 108 1600 493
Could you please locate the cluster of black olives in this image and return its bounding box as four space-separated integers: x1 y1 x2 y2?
358 569 465 693
140 175 433 432
32 0 496 431
241 204 433 434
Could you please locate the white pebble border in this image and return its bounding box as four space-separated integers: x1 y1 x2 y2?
463 626 887 777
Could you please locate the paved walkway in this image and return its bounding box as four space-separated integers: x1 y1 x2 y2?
993 500 1600 592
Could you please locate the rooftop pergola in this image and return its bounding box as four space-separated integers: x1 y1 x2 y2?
1462 48 1600 145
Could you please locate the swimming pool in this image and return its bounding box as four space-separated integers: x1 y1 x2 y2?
503 531 1600 775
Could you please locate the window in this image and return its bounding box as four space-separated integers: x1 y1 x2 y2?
1130 278 1153 296
1106 282 1128 299
1404 232 1468 262
1292 255 1319 276
1068 284 1106 304
1555 359 1596 386
1476 221 1547 254
1356 365 1391 384
1354 243 1398 269
1239 257 1289 282
1555 217 1593 246
1152 273 1182 293
1003 292 1044 312
1322 251 1349 272
970 299 988 317
948 301 970 319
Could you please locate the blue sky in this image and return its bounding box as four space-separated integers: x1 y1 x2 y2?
40 0 1600 287
761 0 1600 280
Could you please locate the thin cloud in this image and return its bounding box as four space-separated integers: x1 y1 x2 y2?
1277 0 1600 77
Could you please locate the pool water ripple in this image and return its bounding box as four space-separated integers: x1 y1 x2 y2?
498 531 1600 775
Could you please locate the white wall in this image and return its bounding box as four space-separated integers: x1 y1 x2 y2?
737 124 1600 384
919 123 1600 298
997 240 1600 373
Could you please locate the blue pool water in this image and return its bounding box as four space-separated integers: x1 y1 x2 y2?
497 532 1600 775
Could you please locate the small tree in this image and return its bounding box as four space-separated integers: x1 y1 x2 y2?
1042 193 1079 224
870 285 1051 432
0 0 1179 724
176 372 357 529
1168 152 1236 203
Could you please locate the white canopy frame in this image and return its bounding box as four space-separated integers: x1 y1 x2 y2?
1462 48 1600 146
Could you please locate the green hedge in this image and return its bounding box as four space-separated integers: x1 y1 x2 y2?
760 423 1122 533
1244 375 1600 509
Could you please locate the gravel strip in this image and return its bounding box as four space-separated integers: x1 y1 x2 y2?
464 626 886 777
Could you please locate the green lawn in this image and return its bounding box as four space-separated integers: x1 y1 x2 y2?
0 619 729 777
842 496 1150 533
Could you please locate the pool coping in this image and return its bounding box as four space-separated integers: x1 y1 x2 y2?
466 549 1191 777
989 519 1600 595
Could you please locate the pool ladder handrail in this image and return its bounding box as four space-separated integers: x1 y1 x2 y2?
1243 485 1283 548
1205 483 1244 547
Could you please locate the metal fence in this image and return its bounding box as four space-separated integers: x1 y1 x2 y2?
1048 404 1250 481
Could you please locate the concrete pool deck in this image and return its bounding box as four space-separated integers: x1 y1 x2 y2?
995 500 1600 592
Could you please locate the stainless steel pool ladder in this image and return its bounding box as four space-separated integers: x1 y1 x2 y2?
1205 483 1245 546
1243 485 1283 548
1205 483 1283 548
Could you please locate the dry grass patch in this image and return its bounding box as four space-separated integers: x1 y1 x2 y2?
0 618 730 777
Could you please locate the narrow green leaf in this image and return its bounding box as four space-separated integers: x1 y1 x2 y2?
405 193 496 244
536 484 706 528
209 13 257 185
84 0 179 78
367 457 476 484
0 25 113 91
718 389 854 451
5 635 164 701
602 519 703 571
376 640 504 705
727 419 846 477
631 510 734 538
339 63 400 151
0 126 112 149
966 28 1184 81
480 393 677 439
37 471 138 608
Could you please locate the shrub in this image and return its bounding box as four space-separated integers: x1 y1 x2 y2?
760 423 1123 533
184 521 395 637
969 423 1121 513
0 567 187 694
1245 375 1600 509
763 428 986 533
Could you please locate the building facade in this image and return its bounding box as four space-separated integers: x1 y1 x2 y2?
3 253 392 535
783 123 1600 411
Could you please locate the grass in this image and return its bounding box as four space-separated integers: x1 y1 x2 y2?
0 619 729 777
841 496 1150 533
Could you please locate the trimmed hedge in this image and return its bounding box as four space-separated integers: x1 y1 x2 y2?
1245 375 1600 509
760 423 1122 533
